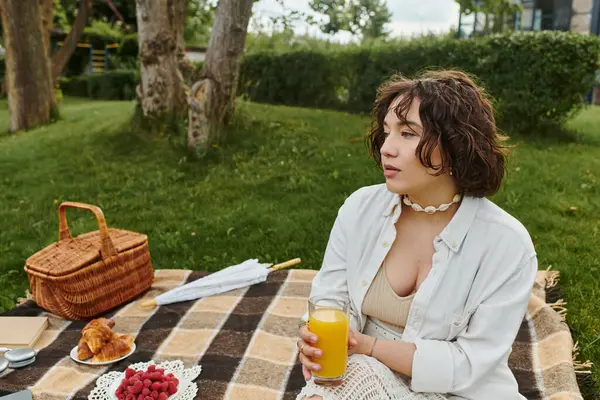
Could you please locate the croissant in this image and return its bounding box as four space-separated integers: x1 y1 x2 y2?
77 337 94 360
82 318 115 333
82 318 116 354
91 334 135 363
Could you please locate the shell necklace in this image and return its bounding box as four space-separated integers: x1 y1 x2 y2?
402 194 462 214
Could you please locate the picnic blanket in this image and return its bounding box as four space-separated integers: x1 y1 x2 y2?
0 268 592 400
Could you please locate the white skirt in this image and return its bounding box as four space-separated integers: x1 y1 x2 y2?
296 318 449 400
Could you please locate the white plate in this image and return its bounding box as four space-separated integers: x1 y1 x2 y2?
70 343 136 366
87 360 201 400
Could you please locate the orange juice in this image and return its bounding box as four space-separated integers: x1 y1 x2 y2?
308 308 349 380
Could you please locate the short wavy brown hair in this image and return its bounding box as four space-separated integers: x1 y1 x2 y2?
367 70 508 197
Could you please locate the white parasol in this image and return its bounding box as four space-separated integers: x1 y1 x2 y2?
140 258 301 308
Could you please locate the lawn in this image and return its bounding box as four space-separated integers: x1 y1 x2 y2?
0 99 599 393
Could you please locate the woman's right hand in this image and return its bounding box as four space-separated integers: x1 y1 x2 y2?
298 324 322 380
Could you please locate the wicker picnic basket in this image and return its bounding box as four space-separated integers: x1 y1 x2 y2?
24 202 154 320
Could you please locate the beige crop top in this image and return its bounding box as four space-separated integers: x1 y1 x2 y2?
362 264 415 333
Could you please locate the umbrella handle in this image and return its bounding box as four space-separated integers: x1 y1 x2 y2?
140 298 157 309
269 258 301 272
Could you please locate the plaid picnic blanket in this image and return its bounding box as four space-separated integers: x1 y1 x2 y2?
0 268 591 400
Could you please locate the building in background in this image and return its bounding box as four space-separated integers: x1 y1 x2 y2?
458 0 600 36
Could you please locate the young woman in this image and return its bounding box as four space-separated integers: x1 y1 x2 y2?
296 70 537 400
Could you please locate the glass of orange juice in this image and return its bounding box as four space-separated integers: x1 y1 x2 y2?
308 296 349 385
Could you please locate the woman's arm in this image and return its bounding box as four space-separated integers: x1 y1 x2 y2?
353 333 416 376
301 195 360 329
355 254 537 393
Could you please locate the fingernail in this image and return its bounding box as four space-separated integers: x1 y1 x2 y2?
314 365 321 371
311 336 318 343
315 350 322 357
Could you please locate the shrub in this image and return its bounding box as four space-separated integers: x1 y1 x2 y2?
60 70 139 101
239 50 345 109
239 31 600 132
116 33 139 70
81 20 124 47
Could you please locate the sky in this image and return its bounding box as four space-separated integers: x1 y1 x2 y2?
251 0 461 41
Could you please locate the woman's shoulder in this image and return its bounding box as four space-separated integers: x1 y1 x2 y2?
472 198 536 258
341 183 396 214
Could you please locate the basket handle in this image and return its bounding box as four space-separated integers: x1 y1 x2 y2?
58 202 117 258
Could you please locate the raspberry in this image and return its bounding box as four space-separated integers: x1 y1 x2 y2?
126 394 135 400
151 381 162 391
145 397 153 400
157 393 168 400
156 368 164 375
125 368 135 379
143 379 152 388
142 388 150 396
160 381 168 392
172 378 179 386
167 382 177 395
151 391 159 399
137 394 145 400
142 372 152 381
147 365 156 372
151 372 163 381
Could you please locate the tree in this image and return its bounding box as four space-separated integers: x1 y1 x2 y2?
51 0 93 83
187 0 254 150
456 0 521 33
309 0 391 41
185 0 217 45
39 0 54 53
174 0 195 84
135 0 187 119
0 0 56 132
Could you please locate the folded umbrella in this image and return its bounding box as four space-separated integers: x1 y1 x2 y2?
140 258 301 308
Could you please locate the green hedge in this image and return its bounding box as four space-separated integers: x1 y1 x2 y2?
240 31 600 131
116 33 139 70
60 70 139 100
239 50 345 109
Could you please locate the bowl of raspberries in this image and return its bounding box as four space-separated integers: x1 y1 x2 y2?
115 364 179 400
88 360 202 400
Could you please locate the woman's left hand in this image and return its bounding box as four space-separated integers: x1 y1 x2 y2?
348 328 374 356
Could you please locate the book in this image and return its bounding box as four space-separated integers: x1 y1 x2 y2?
0 317 48 349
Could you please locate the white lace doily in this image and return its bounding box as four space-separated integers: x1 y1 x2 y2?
88 360 202 400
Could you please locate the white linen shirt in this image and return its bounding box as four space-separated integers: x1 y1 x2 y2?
304 184 537 399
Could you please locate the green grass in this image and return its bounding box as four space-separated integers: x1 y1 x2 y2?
0 99 599 393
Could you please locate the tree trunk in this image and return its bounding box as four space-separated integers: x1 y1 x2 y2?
0 0 55 132
136 0 187 118
51 0 92 83
2 0 52 95
173 0 194 84
39 0 54 54
187 0 254 151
